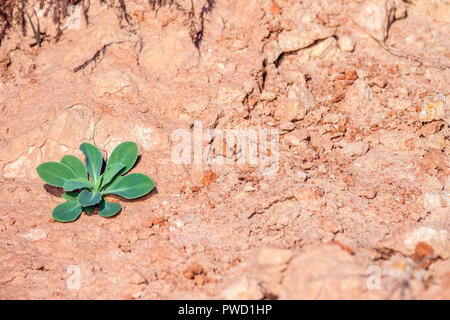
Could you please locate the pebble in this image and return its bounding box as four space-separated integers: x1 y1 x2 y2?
22 228 47 241
221 277 264 300
260 91 277 101
355 0 396 41
423 192 449 212
131 271 148 285
338 36 355 52
419 94 446 123
341 141 369 157
279 121 295 132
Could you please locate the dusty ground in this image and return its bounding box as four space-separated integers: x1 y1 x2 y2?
0 0 449 299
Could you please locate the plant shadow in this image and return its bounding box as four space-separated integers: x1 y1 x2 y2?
44 184 64 197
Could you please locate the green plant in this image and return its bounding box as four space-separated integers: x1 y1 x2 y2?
25 10 41 47
36 141 155 222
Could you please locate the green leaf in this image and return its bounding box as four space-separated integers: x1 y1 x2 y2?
83 205 96 213
80 142 103 186
101 162 125 189
52 201 83 222
36 161 76 187
61 155 88 179
62 191 79 201
103 173 154 199
78 190 102 206
106 142 138 176
63 178 93 192
99 200 122 217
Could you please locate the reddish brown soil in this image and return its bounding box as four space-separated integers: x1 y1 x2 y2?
0 0 448 299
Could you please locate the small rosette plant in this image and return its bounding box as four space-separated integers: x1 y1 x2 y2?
37 142 154 222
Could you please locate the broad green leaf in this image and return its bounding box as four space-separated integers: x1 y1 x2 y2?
103 173 154 199
60 155 88 179
83 205 96 213
52 201 83 222
79 142 103 186
62 191 79 201
78 190 102 206
99 200 122 217
63 178 92 192
36 161 76 187
100 162 125 189
106 142 138 176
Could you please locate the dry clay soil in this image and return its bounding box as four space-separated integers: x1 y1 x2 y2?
0 0 449 299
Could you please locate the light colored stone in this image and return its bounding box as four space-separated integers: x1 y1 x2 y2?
379 130 419 152
423 192 449 212
296 37 339 63
259 91 277 101
355 0 396 41
394 0 407 19
293 187 324 203
264 40 282 64
278 246 368 299
131 271 148 285
341 141 369 157
256 248 293 291
338 36 355 52
279 121 295 132
274 84 314 122
221 277 264 300
419 94 447 123
277 24 335 53
22 229 47 241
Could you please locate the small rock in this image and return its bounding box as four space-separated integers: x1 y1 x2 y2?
341 141 369 157
355 0 397 41
256 248 293 290
259 91 277 101
369 76 387 88
293 187 324 203
194 274 206 286
379 130 418 152
358 188 378 199
284 129 308 147
412 242 435 268
296 37 339 63
293 170 308 182
338 36 355 52
202 170 218 186
419 94 446 123
131 271 148 285
22 229 47 241
394 0 407 20
7 217 15 225
279 121 295 132
320 217 342 234
222 277 264 300
183 263 204 280
344 70 358 81
420 150 446 172
423 192 449 212
264 40 282 64
244 183 256 192
274 84 314 122
278 246 366 299
277 25 335 53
